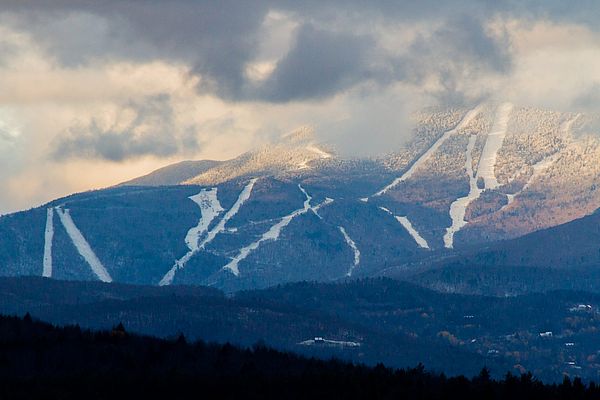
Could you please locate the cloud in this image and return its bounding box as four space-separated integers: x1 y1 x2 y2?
2 1 600 214
388 15 511 105
1 2 510 104
51 94 198 162
573 84 600 111
256 25 372 102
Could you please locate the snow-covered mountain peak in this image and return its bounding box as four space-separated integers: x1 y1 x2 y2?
183 132 336 186
8 103 600 292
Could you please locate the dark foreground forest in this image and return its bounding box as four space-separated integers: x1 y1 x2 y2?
0 314 599 399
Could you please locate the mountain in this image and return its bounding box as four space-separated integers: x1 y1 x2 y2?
120 159 222 186
387 209 600 296
2 104 600 291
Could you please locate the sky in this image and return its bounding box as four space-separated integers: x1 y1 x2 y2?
1 0 600 214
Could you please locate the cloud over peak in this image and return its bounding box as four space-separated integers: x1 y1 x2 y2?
2 1 600 213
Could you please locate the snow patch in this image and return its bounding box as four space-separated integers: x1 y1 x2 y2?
379 207 430 249
394 216 430 249
338 226 360 276
159 178 258 286
296 145 332 170
444 134 481 249
311 197 334 219
561 114 582 139
498 114 579 213
476 102 513 190
162 188 224 285
223 184 313 276
506 193 515 206
55 207 112 283
306 144 332 159
372 105 483 197
42 208 54 278
443 103 513 248
297 160 310 170
184 188 224 251
223 185 327 277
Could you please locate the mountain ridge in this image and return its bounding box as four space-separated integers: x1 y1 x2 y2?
2 103 600 291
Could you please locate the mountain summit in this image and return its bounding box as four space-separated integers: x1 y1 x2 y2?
2 103 600 291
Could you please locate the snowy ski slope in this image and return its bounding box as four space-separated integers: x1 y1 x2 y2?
55 207 112 283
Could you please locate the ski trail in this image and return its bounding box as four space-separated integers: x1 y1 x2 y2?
498 114 579 213
394 216 430 249
496 154 558 214
223 184 315 276
371 105 483 198
476 102 513 190
379 207 430 249
159 178 258 286
338 226 360 276
166 188 223 285
443 103 513 248
306 145 332 159
55 207 112 283
311 197 334 219
298 145 332 170
42 208 54 278
520 154 560 193
184 188 223 251
444 135 481 249
560 113 582 139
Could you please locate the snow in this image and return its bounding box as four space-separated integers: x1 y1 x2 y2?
520 116 579 192
338 226 360 276
476 102 513 190
561 114 582 139
373 105 483 197
297 160 310 170
162 188 224 285
55 207 112 283
505 193 515 206
378 207 430 249
394 216 430 249
297 145 332 170
159 178 257 286
443 103 514 248
444 134 482 249
223 184 314 276
184 188 223 251
306 144 332 159
42 208 54 278
311 197 334 219
500 153 559 211
498 114 580 213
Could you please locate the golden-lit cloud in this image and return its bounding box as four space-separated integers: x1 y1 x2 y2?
2 2 600 213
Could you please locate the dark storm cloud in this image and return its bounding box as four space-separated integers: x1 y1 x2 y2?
257 25 372 102
52 95 198 162
2 1 269 74
0 0 510 104
2 0 599 106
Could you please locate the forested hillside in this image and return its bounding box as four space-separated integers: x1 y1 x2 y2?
4 277 600 382
0 314 598 400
